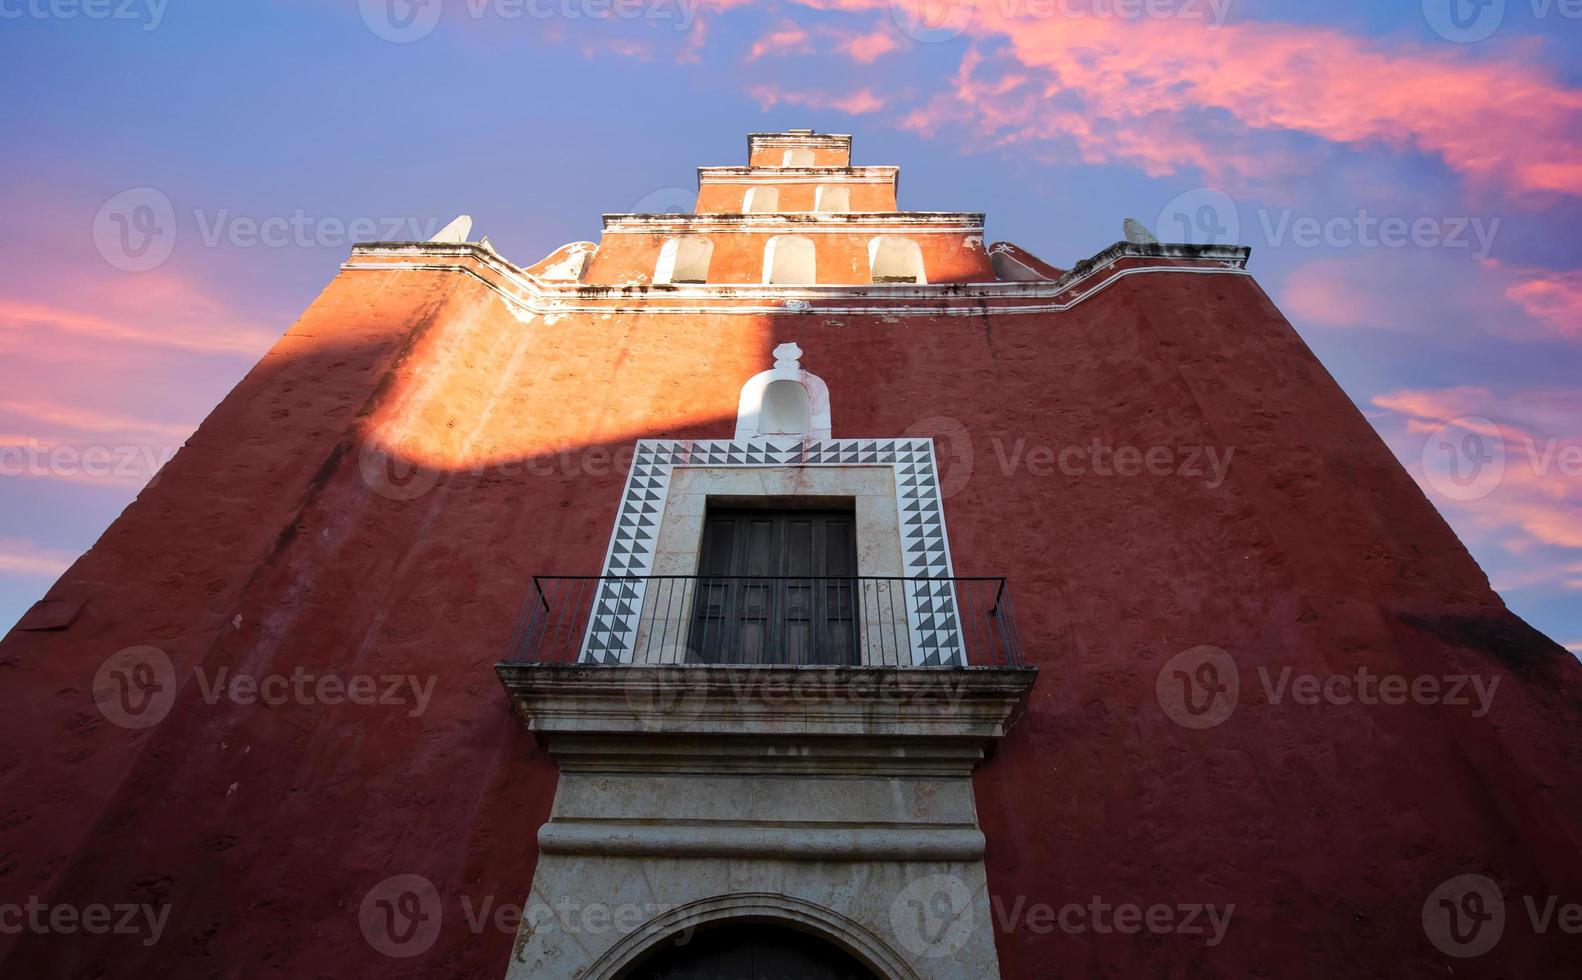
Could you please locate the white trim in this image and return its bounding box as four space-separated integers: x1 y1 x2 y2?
601 213 981 234
653 235 713 285
605 223 982 236
343 249 1252 317
762 234 816 285
652 238 679 285
868 235 927 285
735 370 832 440
987 244 1055 282
814 185 852 213
740 186 779 213
587 438 963 667
700 166 897 184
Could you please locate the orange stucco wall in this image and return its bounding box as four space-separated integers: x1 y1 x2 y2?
747 141 850 168
583 226 992 285
695 178 898 213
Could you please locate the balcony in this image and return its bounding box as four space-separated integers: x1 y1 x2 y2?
495 574 1036 747
493 576 1040 980
502 575 1026 668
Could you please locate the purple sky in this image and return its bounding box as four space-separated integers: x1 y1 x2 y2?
1 0 1579 655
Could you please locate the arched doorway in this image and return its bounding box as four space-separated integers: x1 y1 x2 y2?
616 922 880 980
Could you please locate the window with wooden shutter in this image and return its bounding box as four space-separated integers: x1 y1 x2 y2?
689 508 859 665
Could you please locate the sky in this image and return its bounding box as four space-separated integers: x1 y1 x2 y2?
0 0 1578 655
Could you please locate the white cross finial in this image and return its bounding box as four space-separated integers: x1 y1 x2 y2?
773 342 803 371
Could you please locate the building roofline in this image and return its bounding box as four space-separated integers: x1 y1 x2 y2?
747 132 854 156
343 239 1254 317
698 166 898 182
599 212 984 232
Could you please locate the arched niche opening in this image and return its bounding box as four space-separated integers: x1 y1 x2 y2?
615 921 881 980
759 379 812 435
764 235 816 285
814 185 851 212
584 892 921 980
869 236 927 284
742 186 780 213
782 147 816 167
736 342 832 440
654 236 713 284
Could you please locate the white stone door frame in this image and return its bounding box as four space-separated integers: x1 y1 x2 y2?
583 437 964 666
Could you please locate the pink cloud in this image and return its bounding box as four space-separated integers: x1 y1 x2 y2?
749 84 886 115
839 29 900 63
745 22 811 61
1371 386 1582 560
781 0 1582 197
0 271 278 356
1505 267 1582 341
0 539 77 580
746 20 899 65
1280 254 1582 345
0 398 193 442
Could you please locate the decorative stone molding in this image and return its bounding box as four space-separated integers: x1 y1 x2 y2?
699 165 900 184
342 239 1255 317
585 893 925 980
601 212 985 235
494 662 1035 980
587 437 963 666
494 664 1035 744
733 342 831 440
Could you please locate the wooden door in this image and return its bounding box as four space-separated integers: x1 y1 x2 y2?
690 509 859 665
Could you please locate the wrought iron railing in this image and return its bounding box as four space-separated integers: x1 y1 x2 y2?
504 576 1024 668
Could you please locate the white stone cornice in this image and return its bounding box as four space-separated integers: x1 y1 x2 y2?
747 132 852 149
342 240 1254 316
599 211 982 233
497 663 1028 980
494 663 1036 742
698 166 898 184
537 822 987 861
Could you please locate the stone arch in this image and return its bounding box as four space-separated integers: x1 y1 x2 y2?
654 236 713 284
869 236 927 284
742 185 780 213
588 893 922 980
735 342 831 440
764 234 816 284
815 184 851 212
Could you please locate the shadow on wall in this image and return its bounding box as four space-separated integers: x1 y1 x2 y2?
3 267 1582 978
0 276 781 978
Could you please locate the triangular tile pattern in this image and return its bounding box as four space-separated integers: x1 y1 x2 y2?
582 438 963 666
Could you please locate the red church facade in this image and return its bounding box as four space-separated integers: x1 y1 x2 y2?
1 130 1579 977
